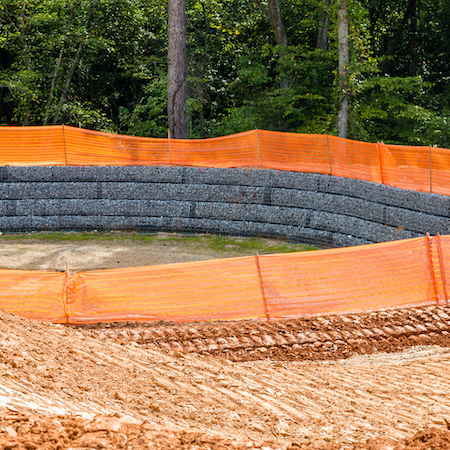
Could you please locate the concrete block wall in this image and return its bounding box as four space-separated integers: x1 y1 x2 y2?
0 166 449 247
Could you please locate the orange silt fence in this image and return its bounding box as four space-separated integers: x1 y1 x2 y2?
2 125 450 194
258 237 438 318
0 125 65 166
64 126 169 166
170 130 260 168
328 135 383 184
256 130 330 173
0 270 66 322
433 235 450 304
431 147 450 196
381 143 432 192
65 256 266 323
0 236 447 324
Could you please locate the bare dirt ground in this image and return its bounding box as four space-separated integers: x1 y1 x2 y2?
1 310 450 449
0 232 309 272
1 234 450 449
85 304 450 363
0 241 221 273
0 238 219 272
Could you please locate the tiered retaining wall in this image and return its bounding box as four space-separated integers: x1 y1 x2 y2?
0 166 449 247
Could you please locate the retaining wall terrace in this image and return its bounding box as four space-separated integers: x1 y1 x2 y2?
0 166 449 247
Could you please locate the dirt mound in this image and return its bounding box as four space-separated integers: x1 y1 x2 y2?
1 412 449 450
353 427 450 450
85 304 450 362
0 412 281 450
1 309 450 447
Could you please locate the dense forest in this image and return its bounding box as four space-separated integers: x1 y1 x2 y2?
0 0 449 146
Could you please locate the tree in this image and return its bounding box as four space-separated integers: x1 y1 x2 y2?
51 0 100 125
0 0 449 146
337 0 349 138
0 0 168 132
168 0 187 139
316 0 333 51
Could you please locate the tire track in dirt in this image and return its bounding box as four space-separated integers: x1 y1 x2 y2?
2 309 450 447
85 304 450 362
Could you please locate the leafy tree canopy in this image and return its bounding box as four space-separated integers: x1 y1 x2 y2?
0 0 449 146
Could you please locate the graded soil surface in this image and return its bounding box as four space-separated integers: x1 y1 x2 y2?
0 232 312 272
86 304 450 363
1 309 450 449
1 234 450 449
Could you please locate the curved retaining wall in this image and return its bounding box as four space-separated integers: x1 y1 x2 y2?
0 166 449 247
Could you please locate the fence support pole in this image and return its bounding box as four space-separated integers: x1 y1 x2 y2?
429 145 433 193
426 233 440 304
62 124 67 166
377 142 385 185
255 254 270 321
168 129 172 165
64 262 70 323
436 234 448 304
255 129 262 168
326 134 333 176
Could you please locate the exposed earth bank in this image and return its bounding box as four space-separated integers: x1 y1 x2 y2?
1 411 450 450
1 309 450 449
1 234 450 449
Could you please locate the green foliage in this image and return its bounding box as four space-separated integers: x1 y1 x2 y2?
217 43 335 135
0 0 449 147
347 0 450 146
118 76 168 138
0 0 167 130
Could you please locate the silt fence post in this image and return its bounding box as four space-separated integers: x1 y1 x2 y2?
255 254 270 321
425 233 440 304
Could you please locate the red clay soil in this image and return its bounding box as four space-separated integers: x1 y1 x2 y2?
84 304 450 362
0 411 449 450
2 306 450 449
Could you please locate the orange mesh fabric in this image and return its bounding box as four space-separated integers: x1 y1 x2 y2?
66 257 265 323
170 130 260 168
431 147 450 196
64 126 169 166
257 130 330 173
0 237 446 323
0 270 66 322
0 126 65 166
381 144 432 192
433 235 450 305
257 237 437 318
328 135 382 183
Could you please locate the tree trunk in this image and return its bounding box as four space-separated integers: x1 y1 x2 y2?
267 0 289 92
44 4 78 125
52 41 85 125
337 0 349 138
168 0 187 139
51 0 99 125
410 0 417 76
316 0 333 51
18 1 30 125
380 0 415 74
267 0 288 48
44 46 65 125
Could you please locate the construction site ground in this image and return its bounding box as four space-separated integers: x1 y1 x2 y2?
0 233 450 449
